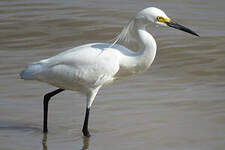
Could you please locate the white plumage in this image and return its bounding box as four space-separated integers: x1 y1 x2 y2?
20 7 198 136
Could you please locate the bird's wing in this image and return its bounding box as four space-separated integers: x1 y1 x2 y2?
35 43 120 89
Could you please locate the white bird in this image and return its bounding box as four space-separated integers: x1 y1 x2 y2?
20 7 199 137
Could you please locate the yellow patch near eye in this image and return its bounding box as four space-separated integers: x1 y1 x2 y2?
164 17 171 22
157 16 171 22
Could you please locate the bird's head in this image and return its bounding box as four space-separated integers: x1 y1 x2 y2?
135 7 199 36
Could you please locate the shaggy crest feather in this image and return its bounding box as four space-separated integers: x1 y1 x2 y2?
110 16 139 50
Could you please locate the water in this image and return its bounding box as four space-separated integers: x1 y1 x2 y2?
0 0 225 149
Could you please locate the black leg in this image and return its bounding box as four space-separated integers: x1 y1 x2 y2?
82 108 90 137
43 88 64 133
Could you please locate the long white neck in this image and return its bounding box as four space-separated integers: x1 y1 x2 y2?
135 25 157 71
116 20 157 76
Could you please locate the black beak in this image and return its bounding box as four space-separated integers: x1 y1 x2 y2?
165 21 199 37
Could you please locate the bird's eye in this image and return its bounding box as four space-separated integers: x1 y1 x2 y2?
157 16 164 22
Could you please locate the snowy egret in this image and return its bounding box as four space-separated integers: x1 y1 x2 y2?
20 7 199 137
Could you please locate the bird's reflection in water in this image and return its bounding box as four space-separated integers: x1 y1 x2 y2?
81 136 90 150
42 133 48 150
41 133 90 150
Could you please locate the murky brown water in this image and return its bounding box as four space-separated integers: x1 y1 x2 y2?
1 0 225 150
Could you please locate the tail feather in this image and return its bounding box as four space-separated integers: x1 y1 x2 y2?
20 63 44 80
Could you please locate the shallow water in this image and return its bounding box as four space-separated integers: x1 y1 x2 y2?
0 0 225 150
